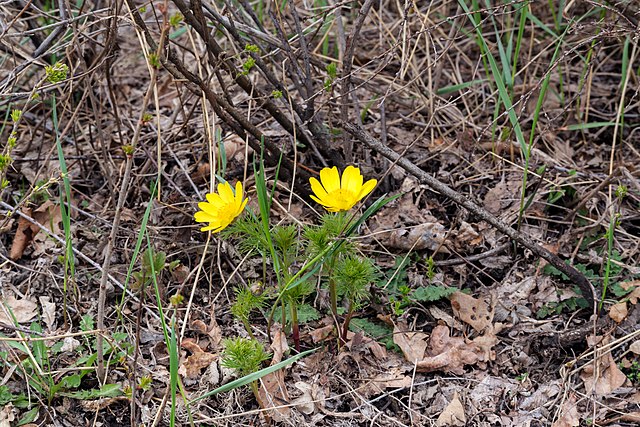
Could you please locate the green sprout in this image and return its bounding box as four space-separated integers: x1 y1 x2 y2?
241 57 256 75
169 13 183 27
333 255 376 338
245 44 260 53
148 53 160 68
11 110 22 122
222 338 270 399
231 286 266 339
271 90 283 99
45 62 69 83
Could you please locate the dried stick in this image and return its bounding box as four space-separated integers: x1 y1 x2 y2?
343 122 597 311
339 0 376 163
95 7 169 381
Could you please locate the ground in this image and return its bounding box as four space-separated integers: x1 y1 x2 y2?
1 0 640 426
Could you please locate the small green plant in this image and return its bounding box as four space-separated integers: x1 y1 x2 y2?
132 247 167 290
199 163 400 350
45 62 69 83
324 62 337 91
621 360 640 383
231 286 266 339
241 57 256 75
245 44 260 53
271 89 283 99
0 319 126 410
148 52 161 68
222 337 270 399
169 13 183 27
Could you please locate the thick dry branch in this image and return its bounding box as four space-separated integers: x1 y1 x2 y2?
343 122 597 312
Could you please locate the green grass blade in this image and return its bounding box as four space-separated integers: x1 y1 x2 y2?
189 348 317 403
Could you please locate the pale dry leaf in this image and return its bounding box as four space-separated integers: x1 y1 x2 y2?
629 341 640 355
417 325 497 374
257 329 292 421
436 391 466 427
450 292 494 333
483 181 509 215
0 295 38 324
178 339 217 380
453 221 483 250
551 393 579 427
60 336 81 353
519 382 561 411
620 281 640 304
32 201 62 234
309 324 334 343
361 367 412 397
608 302 628 323
393 322 428 363
39 296 56 331
0 403 16 427
580 335 627 395
290 382 317 415
386 223 449 252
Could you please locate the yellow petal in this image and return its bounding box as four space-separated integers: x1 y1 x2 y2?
320 167 340 192
218 182 235 203
194 211 217 223
310 177 328 199
357 178 377 201
310 194 330 207
197 201 220 215
235 181 244 209
205 192 223 205
342 166 363 195
238 197 248 214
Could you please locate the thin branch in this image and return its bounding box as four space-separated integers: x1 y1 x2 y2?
343 122 597 312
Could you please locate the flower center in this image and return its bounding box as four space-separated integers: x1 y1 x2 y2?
326 189 357 211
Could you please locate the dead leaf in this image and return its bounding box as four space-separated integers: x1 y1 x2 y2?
453 221 483 250
290 381 324 415
551 393 579 427
0 403 16 427
257 329 291 421
0 295 38 324
386 223 449 252
629 340 640 355
580 335 627 395
39 296 56 331
621 281 640 304
436 391 466 426
393 322 428 363
178 339 217 380
361 367 412 397
417 325 497 374
608 302 628 323
309 323 335 343
450 292 494 333
9 208 36 259
60 336 81 353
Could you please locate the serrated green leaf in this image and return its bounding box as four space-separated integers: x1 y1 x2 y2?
61 383 122 399
349 318 399 351
411 285 457 302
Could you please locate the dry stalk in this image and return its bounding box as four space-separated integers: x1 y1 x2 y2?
95 8 168 382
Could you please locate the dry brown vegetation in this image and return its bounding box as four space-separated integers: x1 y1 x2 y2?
1 0 640 426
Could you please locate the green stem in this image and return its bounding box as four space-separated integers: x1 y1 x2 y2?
290 301 300 352
242 318 255 340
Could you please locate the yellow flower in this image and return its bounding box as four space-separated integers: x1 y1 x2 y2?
309 166 377 212
195 181 248 232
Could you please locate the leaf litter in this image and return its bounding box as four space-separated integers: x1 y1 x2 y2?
1 0 640 426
